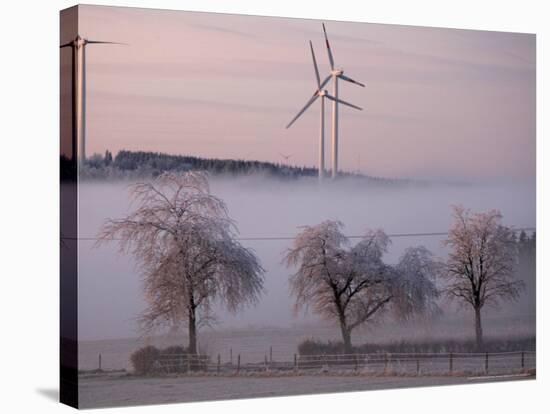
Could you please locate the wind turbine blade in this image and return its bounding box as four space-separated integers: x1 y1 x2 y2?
322 23 335 70
86 40 126 45
60 42 73 48
338 74 365 87
286 94 319 129
309 41 321 89
325 94 362 111
320 75 331 90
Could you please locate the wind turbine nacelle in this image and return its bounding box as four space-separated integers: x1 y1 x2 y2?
331 68 344 76
75 36 86 48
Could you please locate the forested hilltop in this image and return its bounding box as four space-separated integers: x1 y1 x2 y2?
61 150 408 184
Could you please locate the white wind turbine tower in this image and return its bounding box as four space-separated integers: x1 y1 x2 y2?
60 35 123 164
322 23 365 179
286 41 362 182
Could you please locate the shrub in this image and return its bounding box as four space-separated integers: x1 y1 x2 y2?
298 339 347 355
160 346 189 373
130 346 161 375
130 345 209 375
298 336 536 356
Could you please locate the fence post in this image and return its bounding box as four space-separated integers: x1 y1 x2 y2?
187 354 191 372
264 354 268 371
98 354 102 371
384 353 388 374
416 358 420 375
449 352 454 374
270 346 273 364
485 352 489 374
294 354 297 371
230 348 233 366
521 351 525 369
354 354 358 371
237 354 241 374
217 354 221 374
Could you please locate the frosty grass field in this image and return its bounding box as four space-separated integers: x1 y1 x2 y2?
78 373 534 408
78 324 535 408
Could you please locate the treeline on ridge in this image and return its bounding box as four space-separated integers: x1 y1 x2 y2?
61 150 404 184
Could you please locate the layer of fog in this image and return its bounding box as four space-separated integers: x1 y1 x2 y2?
77 175 535 342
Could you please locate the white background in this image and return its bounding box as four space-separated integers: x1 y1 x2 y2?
0 0 547 412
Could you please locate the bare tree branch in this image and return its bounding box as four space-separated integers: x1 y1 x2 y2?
442 205 523 349
284 221 439 352
96 171 264 354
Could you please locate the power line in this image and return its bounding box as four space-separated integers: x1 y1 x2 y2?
61 227 536 242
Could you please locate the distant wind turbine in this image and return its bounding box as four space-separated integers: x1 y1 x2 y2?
322 23 365 179
286 41 361 182
60 35 124 163
279 153 292 162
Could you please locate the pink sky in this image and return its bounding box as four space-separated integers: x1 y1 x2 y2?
68 5 535 180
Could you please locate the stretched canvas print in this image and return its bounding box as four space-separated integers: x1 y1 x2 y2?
60 4 536 409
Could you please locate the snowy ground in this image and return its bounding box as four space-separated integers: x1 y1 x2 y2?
78 373 534 408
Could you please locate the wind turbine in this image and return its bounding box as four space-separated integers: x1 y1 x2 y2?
60 35 123 163
286 41 362 182
279 153 293 163
322 23 365 179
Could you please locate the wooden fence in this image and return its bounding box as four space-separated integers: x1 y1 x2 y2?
145 350 535 376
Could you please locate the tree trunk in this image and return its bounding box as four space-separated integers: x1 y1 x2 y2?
336 305 353 354
474 307 483 351
339 322 352 354
188 306 198 355
342 329 352 354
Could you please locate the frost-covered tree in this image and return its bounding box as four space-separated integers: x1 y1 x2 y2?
443 206 523 350
97 171 264 354
284 221 439 353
